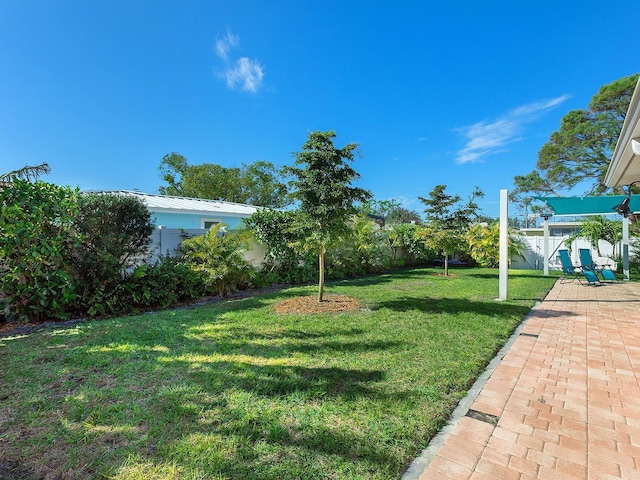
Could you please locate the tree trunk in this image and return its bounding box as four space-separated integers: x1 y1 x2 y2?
444 255 449 276
318 246 325 302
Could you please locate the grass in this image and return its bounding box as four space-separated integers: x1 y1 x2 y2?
0 268 558 480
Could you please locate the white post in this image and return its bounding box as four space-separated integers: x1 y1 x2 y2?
623 216 630 281
543 216 550 276
499 189 508 301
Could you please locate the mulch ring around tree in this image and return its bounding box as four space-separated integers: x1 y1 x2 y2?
274 295 361 314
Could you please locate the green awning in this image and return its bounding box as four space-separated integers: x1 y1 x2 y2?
535 195 640 216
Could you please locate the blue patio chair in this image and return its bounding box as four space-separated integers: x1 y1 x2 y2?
558 250 582 284
581 269 601 286
578 248 618 282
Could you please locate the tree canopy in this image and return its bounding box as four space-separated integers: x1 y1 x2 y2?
287 130 372 301
158 153 290 208
513 73 639 203
360 199 422 225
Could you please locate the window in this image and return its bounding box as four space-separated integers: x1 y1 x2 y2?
201 218 221 229
550 227 580 237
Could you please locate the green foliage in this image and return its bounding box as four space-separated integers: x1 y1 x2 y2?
513 73 639 204
181 224 255 297
158 152 290 208
419 185 484 274
386 223 436 267
244 209 317 284
287 130 372 300
99 257 207 314
350 214 393 272
359 199 422 225
0 163 51 183
325 214 393 278
70 193 155 315
0 180 79 321
466 223 525 268
563 216 622 256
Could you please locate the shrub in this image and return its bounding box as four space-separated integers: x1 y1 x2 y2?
387 224 436 267
181 225 256 297
0 180 79 321
70 193 155 315
466 223 527 268
245 209 318 284
94 257 207 315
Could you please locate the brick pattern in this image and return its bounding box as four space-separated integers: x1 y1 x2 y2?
418 281 640 479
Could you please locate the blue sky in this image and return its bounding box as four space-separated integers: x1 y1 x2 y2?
1 1 638 219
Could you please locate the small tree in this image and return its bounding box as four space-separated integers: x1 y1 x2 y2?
287 130 371 301
419 185 484 275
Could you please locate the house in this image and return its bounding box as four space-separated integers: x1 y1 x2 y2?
519 221 582 238
86 190 267 264
604 76 640 279
605 76 640 191
87 190 261 229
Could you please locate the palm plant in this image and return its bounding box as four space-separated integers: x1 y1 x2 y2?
1 163 51 183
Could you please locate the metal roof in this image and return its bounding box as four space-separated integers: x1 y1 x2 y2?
536 195 640 216
86 190 261 216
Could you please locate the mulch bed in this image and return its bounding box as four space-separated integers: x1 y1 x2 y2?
274 295 361 314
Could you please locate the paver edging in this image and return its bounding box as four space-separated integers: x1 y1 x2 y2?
401 300 544 480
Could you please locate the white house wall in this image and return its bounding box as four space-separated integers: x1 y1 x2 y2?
148 227 267 266
152 211 248 230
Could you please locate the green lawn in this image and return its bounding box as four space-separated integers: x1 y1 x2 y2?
0 268 558 480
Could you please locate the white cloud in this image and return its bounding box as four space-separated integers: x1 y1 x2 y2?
215 30 239 61
224 57 265 93
455 95 570 164
215 30 265 93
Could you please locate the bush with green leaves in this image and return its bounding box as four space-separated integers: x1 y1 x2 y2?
466 223 525 268
91 256 207 315
181 224 256 297
387 223 436 267
244 209 317 284
325 214 393 278
70 193 155 315
0 180 79 321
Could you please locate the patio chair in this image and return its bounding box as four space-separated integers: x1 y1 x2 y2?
558 249 582 283
581 269 601 286
578 248 618 282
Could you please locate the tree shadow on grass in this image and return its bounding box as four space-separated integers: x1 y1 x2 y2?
463 271 561 280
370 295 534 317
73 330 406 477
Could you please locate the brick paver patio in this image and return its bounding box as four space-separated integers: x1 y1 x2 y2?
409 279 640 480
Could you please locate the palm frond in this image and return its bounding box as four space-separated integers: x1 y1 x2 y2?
0 163 51 182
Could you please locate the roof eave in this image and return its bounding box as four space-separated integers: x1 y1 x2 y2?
605 77 640 187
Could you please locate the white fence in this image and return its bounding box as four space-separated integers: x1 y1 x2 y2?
512 235 618 271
